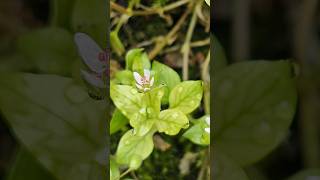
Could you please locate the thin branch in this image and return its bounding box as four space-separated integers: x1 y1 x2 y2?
181 1 200 80
110 0 190 16
148 2 193 59
191 38 210 47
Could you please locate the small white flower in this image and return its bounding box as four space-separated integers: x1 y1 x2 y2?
133 69 154 92
204 116 210 133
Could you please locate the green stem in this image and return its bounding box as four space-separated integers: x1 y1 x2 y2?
181 0 200 80
202 51 210 114
118 168 132 179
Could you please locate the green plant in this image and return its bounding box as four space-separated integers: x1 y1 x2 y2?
109 49 207 179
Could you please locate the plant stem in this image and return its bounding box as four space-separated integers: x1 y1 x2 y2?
202 51 210 114
111 0 190 16
191 38 210 47
131 171 138 179
197 148 210 180
119 168 132 179
181 0 200 80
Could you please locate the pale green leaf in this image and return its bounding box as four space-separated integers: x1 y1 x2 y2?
183 115 210 145
152 61 180 104
169 81 203 114
116 129 154 170
125 49 150 72
114 70 134 86
156 109 189 135
214 60 297 166
110 84 144 121
110 84 154 136
110 109 129 135
110 157 120 180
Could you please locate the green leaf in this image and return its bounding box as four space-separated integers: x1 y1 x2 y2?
71 0 107 47
152 61 181 104
17 28 77 75
287 169 320 180
183 115 210 145
110 109 129 135
116 129 154 170
214 152 249 180
132 53 150 73
144 86 165 118
169 81 203 114
132 87 165 136
0 73 106 180
156 109 189 135
114 70 134 85
110 84 144 121
50 0 76 28
214 60 297 166
110 84 164 136
110 84 151 136
125 49 151 72
7 148 55 180
110 157 120 180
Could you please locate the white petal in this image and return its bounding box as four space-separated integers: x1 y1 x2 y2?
150 77 154 86
81 70 105 88
144 69 150 80
74 33 105 73
133 72 143 85
205 128 210 133
144 88 150 92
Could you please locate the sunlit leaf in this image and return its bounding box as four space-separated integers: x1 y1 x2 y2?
152 61 180 104
116 129 154 170
110 84 143 121
114 70 134 85
125 49 150 72
156 109 189 135
183 115 210 145
169 81 203 114
110 109 129 135
110 157 120 180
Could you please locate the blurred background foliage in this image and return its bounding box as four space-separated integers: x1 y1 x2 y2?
213 0 320 179
0 0 107 179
